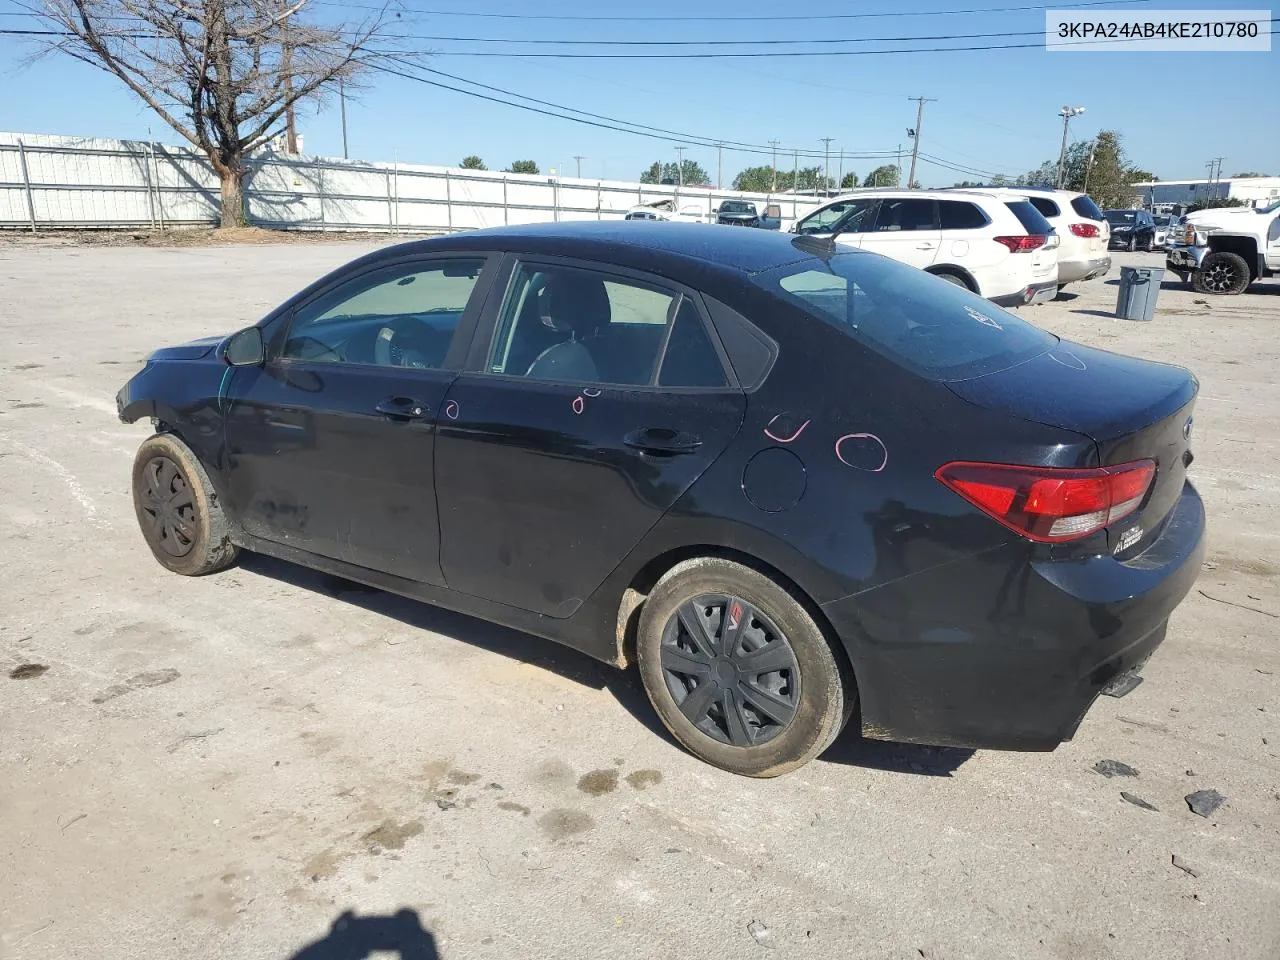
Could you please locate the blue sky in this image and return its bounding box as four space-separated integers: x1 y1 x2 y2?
1 0 1275 186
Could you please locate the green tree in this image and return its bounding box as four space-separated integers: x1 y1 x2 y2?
1231 171 1268 178
731 165 776 192
1127 169 1158 183
460 156 487 170
953 180 983 188
864 164 900 187
641 160 710 186
840 172 859 189
506 160 539 174
1186 197 1248 213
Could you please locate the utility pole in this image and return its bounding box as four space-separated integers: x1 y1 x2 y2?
768 139 781 191
573 155 586 178
906 96 936 189
792 150 798 193
895 143 902 183
1082 139 1097 193
1055 105 1086 188
820 138 834 194
716 142 723 189
674 145 686 186
338 76 348 159
282 4 297 153
1211 156 1225 198
837 150 844 190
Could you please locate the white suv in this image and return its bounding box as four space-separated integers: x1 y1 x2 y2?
986 188 1111 290
792 190 1059 306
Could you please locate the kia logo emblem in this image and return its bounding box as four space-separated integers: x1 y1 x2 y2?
1183 417 1194 440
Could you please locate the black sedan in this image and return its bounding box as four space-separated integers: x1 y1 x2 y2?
1105 208 1158 251
118 222 1205 777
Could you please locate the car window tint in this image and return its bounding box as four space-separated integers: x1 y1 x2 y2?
1071 195 1105 220
938 201 988 230
1028 196 1061 218
283 259 483 368
658 298 728 388
1005 200 1053 235
1269 215 1280 243
489 263 694 387
757 254 1053 382
873 198 937 232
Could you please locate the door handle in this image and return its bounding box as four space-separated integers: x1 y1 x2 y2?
916 243 937 250
374 397 429 421
624 427 702 455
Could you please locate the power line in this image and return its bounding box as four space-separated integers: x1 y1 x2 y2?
306 0 1154 21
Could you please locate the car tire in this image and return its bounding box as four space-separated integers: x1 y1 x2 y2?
131 433 240 576
933 272 971 290
1191 251 1252 296
1126 235 1137 252
636 557 852 777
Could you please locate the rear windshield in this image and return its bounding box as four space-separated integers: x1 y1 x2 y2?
720 201 755 214
1071 195 1106 220
1005 200 1054 235
1105 210 1136 225
752 252 1054 382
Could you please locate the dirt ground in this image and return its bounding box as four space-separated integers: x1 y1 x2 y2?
1 239 1277 960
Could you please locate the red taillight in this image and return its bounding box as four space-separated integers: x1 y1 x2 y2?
1069 222 1100 238
935 460 1156 543
994 235 1047 253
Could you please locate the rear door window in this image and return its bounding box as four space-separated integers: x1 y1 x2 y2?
938 201 989 230
755 253 1053 381
873 198 937 232
1071 195 1106 220
1004 200 1054 235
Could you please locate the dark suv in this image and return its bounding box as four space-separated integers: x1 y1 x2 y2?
1105 209 1157 252
716 200 761 227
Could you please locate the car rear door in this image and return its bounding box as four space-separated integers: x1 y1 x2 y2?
222 253 498 585
433 255 746 617
861 197 941 269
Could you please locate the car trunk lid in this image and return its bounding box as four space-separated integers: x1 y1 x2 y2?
946 342 1197 551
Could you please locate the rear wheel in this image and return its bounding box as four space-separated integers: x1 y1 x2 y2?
933 271 970 290
1192 251 1251 295
131 433 239 576
636 558 852 777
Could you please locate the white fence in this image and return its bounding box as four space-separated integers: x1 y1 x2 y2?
0 132 824 233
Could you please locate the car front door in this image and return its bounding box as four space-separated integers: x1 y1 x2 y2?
861 197 941 269
222 254 496 585
433 256 746 617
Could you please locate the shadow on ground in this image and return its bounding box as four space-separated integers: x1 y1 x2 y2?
288 909 440 959
242 554 972 778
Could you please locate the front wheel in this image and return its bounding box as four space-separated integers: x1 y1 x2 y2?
636 558 853 777
1192 251 1251 296
132 433 240 576
1126 235 1137 252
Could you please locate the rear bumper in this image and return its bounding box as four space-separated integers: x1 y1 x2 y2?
1058 255 1112 285
820 480 1206 750
991 280 1058 307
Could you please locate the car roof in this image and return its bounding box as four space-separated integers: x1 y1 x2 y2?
969 186 1085 199
368 221 824 275
818 188 1025 205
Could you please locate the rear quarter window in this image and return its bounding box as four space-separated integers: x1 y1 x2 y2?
1071 195 1106 220
1004 200 1054 235
939 201 989 230
755 253 1054 382
1028 196 1061 218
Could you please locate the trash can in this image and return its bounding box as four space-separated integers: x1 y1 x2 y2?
1115 266 1165 321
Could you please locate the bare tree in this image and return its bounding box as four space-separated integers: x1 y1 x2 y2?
30 0 400 226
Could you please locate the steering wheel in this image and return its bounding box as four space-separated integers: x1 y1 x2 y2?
373 320 431 368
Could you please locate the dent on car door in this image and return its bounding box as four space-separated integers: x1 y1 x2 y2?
434 257 746 617
222 255 495 584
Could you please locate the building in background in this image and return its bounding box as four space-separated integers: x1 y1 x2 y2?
1132 176 1280 213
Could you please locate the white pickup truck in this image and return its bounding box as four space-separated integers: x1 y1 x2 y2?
1167 200 1280 295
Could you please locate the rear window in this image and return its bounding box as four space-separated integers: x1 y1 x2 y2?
938 200 989 230
753 253 1054 382
1004 200 1054 235
720 201 755 214
1028 196 1061 218
1071 195 1106 220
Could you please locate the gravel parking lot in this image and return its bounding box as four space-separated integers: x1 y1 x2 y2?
2 238 1277 960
